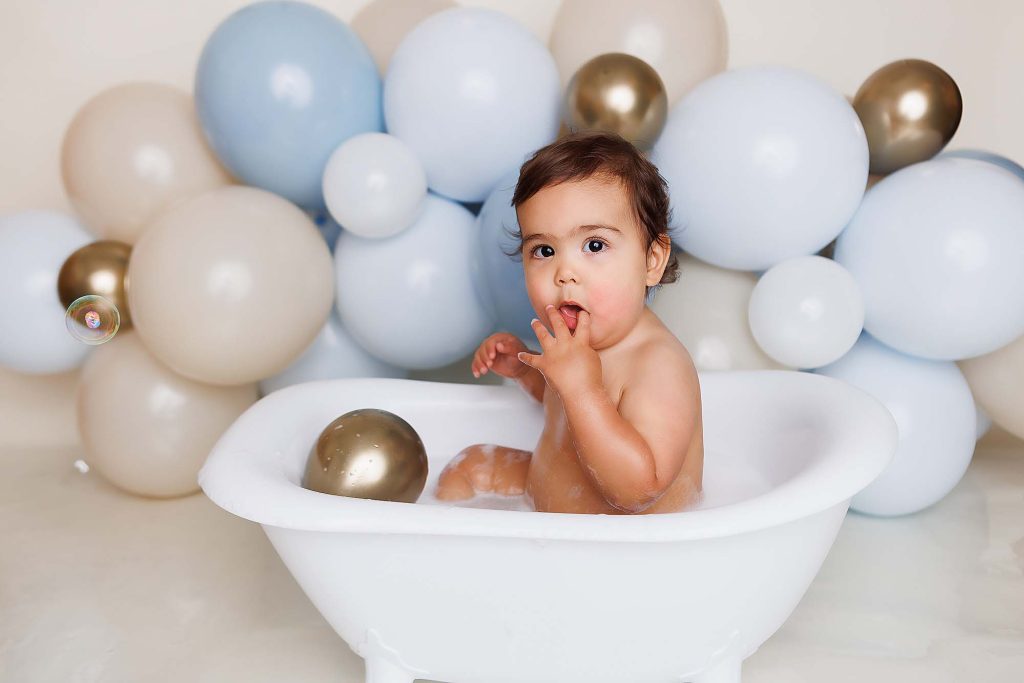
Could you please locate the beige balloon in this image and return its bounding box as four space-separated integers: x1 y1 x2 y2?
550 0 728 107
127 185 335 386
958 334 1024 441
650 253 789 371
351 0 455 76
61 82 233 244
76 331 257 498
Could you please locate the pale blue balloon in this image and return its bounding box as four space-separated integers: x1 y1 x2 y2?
651 66 868 271
834 156 1024 360
334 193 494 369
259 310 406 396
940 148 1024 182
384 7 561 202
195 1 383 209
816 332 975 517
471 170 535 341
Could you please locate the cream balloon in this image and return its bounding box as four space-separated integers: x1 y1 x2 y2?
351 0 455 76
76 332 257 498
959 334 1024 441
128 186 334 385
61 82 233 244
549 0 728 106
649 253 789 371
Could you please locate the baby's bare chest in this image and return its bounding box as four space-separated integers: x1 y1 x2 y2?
525 365 631 513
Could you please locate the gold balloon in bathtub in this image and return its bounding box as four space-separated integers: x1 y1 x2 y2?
304 409 428 503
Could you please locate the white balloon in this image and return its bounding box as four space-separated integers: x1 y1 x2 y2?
334 193 494 369
322 132 427 239
834 157 1024 360
0 211 95 374
259 310 406 395
651 66 868 271
748 255 864 369
384 7 561 202
816 333 976 517
650 253 788 371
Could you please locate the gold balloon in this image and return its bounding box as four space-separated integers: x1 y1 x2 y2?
853 59 963 175
563 53 668 150
304 409 428 503
57 240 133 329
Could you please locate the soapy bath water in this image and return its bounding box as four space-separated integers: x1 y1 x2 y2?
417 449 773 513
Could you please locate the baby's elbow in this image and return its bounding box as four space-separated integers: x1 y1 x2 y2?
607 482 665 514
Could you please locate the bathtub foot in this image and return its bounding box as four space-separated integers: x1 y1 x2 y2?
692 656 742 683
364 656 414 683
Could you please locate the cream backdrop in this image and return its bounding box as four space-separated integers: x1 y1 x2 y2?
2 0 1022 448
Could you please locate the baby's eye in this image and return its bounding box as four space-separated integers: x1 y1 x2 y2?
530 244 554 258
585 239 606 253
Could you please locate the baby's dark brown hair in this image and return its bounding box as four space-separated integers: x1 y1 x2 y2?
505 129 680 299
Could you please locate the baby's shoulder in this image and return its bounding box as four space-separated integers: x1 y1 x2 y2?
626 331 700 391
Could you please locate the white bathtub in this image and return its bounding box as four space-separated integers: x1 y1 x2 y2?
199 370 897 683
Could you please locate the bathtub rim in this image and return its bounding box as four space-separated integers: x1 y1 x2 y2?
199 370 898 543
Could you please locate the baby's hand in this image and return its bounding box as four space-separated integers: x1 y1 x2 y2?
472 333 530 380
518 305 603 398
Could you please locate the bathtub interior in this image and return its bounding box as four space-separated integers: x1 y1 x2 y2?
200 370 898 541
280 380 809 507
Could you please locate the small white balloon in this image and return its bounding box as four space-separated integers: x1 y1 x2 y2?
0 211 95 374
650 253 788 371
322 132 427 239
749 255 864 369
835 157 1024 360
817 333 976 517
334 193 494 369
259 310 406 395
651 66 868 271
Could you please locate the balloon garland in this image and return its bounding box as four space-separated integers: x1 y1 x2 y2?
0 0 1021 518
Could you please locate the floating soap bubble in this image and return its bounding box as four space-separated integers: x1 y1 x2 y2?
65 294 120 345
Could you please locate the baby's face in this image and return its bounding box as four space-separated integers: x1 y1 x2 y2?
516 175 665 349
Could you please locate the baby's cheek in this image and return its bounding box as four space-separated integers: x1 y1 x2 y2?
589 281 638 323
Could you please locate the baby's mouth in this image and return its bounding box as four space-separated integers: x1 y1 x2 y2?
557 304 584 333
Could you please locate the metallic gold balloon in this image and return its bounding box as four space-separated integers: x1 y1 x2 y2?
853 59 962 175
57 240 133 329
304 409 428 503
563 52 668 150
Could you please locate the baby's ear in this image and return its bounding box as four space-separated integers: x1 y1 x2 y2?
646 237 671 283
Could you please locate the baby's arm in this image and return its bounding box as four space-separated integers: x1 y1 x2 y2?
561 346 699 513
514 365 546 404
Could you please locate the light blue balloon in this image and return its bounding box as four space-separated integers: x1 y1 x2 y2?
939 148 1024 182
816 332 975 517
383 7 561 202
471 170 536 341
259 310 406 396
195 1 383 209
833 156 1024 360
334 193 494 369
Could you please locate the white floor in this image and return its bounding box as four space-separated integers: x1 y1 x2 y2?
2 425 1023 681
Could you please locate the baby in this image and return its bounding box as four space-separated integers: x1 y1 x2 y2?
435 131 704 514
